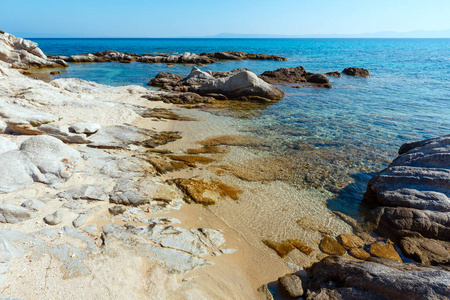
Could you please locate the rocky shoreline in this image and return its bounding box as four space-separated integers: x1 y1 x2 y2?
1 32 449 299
48 50 287 65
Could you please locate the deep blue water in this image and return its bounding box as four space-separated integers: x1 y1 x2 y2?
32 38 450 217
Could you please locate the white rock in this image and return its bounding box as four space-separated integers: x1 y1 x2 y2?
0 204 36 223
0 119 7 133
21 199 45 211
73 214 87 228
44 210 64 225
19 135 81 184
0 150 48 193
0 136 17 154
58 185 108 201
70 122 101 134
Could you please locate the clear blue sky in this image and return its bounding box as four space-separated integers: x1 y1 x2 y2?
1 0 449 37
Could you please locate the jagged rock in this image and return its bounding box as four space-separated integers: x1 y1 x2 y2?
364 134 450 265
259 66 307 84
144 91 214 104
306 256 450 300
0 102 57 134
0 150 48 193
69 122 101 134
278 274 304 298
0 204 36 223
55 50 286 65
38 123 90 144
88 125 154 148
110 177 182 206
0 32 68 69
147 72 184 87
343 67 370 77
108 205 126 216
400 236 450 265
19 135 81 184
257 284 275 300
0 136 17 154
197 70 285 102
172 178 241 205
58 185 109 201
198 228 225 247
319 235 346 256
182 67 215 86
44 210 65 225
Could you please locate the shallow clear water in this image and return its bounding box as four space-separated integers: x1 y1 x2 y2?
33 38 450 217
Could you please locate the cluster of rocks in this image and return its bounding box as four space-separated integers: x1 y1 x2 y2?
146 67 285 103
48 50 287 65
146 65 372 104
0 32 68 69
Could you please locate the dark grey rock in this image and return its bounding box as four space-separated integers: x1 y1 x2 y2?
306 256 450 300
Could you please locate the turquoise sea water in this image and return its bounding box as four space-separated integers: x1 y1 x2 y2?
33 38 450 218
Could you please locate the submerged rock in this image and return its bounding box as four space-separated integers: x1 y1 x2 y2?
319 235 346 256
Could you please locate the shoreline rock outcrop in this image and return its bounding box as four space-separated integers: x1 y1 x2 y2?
343 67 370 77
0 32 68 69
364 134 450 265
48 50 287 65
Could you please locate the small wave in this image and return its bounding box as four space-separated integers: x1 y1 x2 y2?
444 58 450 60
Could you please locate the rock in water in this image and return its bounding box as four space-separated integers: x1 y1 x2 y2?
342 67 370 77
197 70 285 102
364 134 450 265
319 235 346 256
305 256 450 300
0 204 36 223
306 73 330 84
19 135 81 184
278 274 304 298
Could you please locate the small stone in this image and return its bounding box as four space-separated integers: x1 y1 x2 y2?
108 205 126 216
70 122 101 134
73 214 87 228
338 234 365 249
21 199 45 211
278 274 304 298
219 248 237 254
199 228 225 246
182 276 198 282
348 247 371 260
319 235 346 256
44 210 65 225
370 242 402 263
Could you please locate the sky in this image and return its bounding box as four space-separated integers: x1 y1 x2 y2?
1 0 450 37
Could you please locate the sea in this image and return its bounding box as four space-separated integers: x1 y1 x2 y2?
32 38 450 218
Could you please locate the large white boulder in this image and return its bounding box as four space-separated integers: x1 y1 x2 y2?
198 70 285 101
19 135 81 184
0 150 48 193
